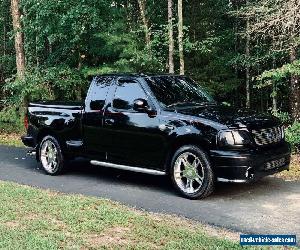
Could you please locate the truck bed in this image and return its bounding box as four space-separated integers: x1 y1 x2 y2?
26 101 84 148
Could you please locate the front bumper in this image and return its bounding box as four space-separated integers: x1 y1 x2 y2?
210 141 291 183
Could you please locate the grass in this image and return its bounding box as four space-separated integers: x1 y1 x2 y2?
0 132 24 147
0 181 255 250
275 154 300 180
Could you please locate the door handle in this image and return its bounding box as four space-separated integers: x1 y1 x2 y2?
105 118 115 125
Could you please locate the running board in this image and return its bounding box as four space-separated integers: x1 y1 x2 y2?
90 160 166 176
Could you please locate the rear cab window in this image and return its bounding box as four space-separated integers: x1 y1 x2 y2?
86 76 114 111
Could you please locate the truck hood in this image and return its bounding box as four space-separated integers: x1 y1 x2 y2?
178 105 281 129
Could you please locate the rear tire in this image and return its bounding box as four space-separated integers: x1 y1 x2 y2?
39 135 65 175
170 145 215 199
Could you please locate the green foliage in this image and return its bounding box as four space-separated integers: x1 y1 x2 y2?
257 60 300 84
81 66 119 78
272 111 292 124
0 55 15 78
4 66 87 105
0 108 24 134
285 122 300 152
21 0 110 67
1 0 299 128
0 107 21 124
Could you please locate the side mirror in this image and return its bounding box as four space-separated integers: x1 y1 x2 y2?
133 98 150 112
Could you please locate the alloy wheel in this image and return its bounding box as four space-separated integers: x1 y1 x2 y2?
40 140 59 174
173 152 204 194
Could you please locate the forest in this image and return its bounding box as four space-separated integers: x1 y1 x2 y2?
0 0 299 150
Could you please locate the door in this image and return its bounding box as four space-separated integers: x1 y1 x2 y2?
103 78 166 169
82 76 114 159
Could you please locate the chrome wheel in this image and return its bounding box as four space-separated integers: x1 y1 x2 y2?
173 152 204 194
40 140 59 174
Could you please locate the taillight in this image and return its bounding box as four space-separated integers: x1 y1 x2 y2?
24 114 29 130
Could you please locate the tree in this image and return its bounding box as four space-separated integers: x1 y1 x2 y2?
168 0 174 73
10 0 25 79
246 0 300 120
137 0 151 48
177 0 184 75
0 0 14 84
245 6 251 108
289 47 300 121
1 0 298 123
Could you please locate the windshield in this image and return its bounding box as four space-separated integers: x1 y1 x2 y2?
145 76 215 109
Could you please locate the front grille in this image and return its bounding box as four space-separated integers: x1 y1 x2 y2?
252 126 283 146
265 158 286 170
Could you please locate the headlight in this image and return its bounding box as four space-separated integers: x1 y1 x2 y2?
218 129 253 147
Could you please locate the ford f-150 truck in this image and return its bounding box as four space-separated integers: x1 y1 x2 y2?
22 74 291 199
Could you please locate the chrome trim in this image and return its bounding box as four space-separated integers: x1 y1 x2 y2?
40 140 59 174
245 167 254 179
173 152 204 194
217 177 247 183
216 165 248 168
252 126 283 146
29 103 81 110
66 140 83 147
90 160 166 176
212 155 248 159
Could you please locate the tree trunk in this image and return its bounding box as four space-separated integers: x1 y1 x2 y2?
11 0 25 79
245 17 250 108
272 84 277 114
271 57 277 114
290 47 300 121
178 0 184 75
168 0 174 74
3 21 6 57
137 0 151 48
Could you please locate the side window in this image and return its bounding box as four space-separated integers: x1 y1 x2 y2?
86 77 113 111
112 80 147 111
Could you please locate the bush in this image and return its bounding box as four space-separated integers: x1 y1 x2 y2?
0 66 89 133
0 108 24 134
285 122 300 152
3 66 88 106
0 107 20 124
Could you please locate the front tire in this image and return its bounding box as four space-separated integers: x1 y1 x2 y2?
170 145 215 199
39 135 65 175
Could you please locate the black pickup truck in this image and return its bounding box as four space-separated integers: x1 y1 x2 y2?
22 74 291 199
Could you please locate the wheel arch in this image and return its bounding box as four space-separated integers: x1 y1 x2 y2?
36 128 64 161
164 135 212 172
